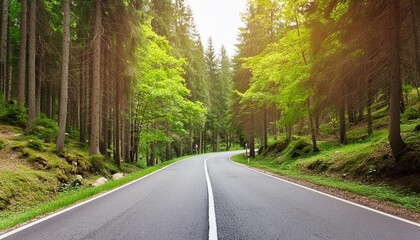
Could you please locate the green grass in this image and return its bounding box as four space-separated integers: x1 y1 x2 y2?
0 156 189 231
232 154 420 212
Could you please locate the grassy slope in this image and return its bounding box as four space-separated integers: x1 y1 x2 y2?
233 91 420 212
0 157 186 231
0 123 188 231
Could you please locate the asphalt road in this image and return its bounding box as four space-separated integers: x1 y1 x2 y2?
2 151 420 240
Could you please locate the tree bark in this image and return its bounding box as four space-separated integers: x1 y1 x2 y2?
57 0 71 153
216 131 220 152
27 0 36 129
79 49 86 143
249 131 255 158
5 19 11 101
35 43 42 118
339 91 347 144
367 76 373 135
389 0 406 158
114 33 122 164
412 0 420 89
307 98 318 152
89 0 102 155
100 38 110 157
0 0 8 96
17 0 28 107
199 129 203 154
165 123 171 161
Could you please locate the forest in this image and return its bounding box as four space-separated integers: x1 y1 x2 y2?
0 0 235 166
1 0 420 228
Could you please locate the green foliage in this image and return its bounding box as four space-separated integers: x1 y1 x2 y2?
402 108 420 121
27 139 45 152
242 1 312 127
260 139 289 157
135 161 147 169
28 117 58 143
0 169 58 211
132 24 206 152
0 99 27 127
282 138 313 160
89 155 107 175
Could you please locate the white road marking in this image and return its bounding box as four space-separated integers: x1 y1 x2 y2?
205 158 218 240
0 159 186 239
230 158 420 228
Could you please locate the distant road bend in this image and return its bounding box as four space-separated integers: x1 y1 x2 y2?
1 151 420 240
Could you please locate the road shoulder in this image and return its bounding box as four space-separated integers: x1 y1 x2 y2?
231 157 420 224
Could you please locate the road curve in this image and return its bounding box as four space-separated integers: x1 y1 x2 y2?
1 151 420 240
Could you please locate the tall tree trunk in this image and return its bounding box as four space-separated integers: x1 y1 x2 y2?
100 39 110 157
124 108 131 162
5 19 11 100
339 92 347 144
203 125 207 153
389 0 406 158
165 123 171 161
18 0 28 107
36 42 43 118
189 130 193 154
149 123 157 166
0 0 8 97
114 33 122 164
199 129 203 154
412 0 420 89
27 0 36 129
307 98 318 152
367 76 373 135
57 0 70 153
89 0 102 155
79 50 86 143
216 131 220 152
249 131 255 158
263 108 268 149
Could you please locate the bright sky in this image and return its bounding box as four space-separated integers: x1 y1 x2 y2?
185 0 247 57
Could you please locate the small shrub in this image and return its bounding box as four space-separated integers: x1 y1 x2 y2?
0 101 27 127
90 155 110 176
28 117 58 142
261 139 289 157
414 124 420 132
63 152 91 175
27 139 44 151
284 139 313 159
402 108 420 121
136 161 147 169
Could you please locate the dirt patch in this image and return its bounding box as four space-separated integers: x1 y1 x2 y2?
238 163 420 223
0 150 31 171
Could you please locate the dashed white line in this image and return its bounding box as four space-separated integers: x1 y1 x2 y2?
204 158 218 240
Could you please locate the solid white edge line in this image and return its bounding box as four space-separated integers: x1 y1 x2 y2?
230 157 420 228
205 158 218 240
0 158 187 240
